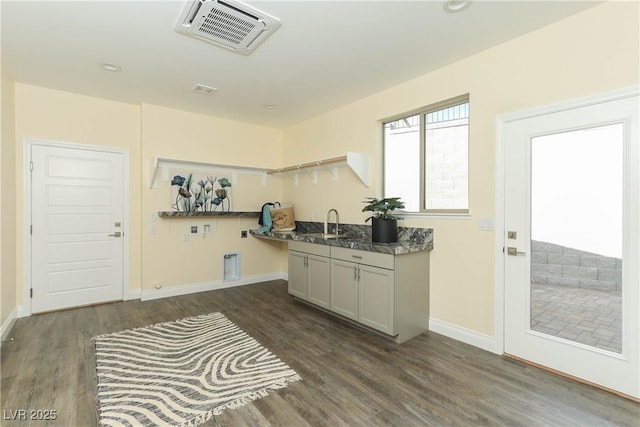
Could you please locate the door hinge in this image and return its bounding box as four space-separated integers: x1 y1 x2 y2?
30 288 33 298
29 161 33 172
30 225 33 235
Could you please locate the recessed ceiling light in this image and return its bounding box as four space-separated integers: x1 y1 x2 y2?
263 104 278 110
98 62 122 72
192 84 218 96
443 0 471 13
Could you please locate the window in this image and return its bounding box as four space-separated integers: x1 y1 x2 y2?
383 95 469 214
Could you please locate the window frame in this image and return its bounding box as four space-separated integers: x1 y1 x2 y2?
382 94 470 215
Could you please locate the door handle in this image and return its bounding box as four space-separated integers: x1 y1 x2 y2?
507 246 525 256
109 231 122 237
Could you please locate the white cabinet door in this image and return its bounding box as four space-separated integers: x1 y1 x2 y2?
330 259 359 321
307 254 331 309
288 251 308 299
359 265 395 335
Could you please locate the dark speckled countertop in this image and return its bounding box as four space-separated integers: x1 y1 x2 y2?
251 221 433 255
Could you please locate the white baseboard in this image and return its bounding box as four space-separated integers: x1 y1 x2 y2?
124 289 141 301
429 317 498 354
0 308 17 344
16 305 29 318
141 272 287 301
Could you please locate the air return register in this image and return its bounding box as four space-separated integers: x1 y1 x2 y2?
174 0 281 55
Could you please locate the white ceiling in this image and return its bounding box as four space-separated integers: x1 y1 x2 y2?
1 0 601 129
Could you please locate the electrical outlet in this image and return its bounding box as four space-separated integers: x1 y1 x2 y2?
203 224 211 234
190 225 198 234
241 230 248 238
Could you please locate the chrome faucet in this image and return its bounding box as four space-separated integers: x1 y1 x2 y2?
324 208 339 236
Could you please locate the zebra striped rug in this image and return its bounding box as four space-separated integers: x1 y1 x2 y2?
94 312 301 426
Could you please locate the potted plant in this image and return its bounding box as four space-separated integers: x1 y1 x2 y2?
362 197 405 243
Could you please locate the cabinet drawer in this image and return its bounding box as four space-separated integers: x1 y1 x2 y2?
289 241 331 257
331 247 394 270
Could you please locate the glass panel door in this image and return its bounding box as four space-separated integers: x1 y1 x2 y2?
530 124 623 353
502 88 639 398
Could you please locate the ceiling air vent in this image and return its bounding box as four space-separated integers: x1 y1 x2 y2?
174 0 281 55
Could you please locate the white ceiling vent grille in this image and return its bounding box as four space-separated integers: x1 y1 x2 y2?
175 0 281 55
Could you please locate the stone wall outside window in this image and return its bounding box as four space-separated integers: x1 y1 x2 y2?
531 241 622 291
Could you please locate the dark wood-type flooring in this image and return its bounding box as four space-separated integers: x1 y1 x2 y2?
1 280 638 426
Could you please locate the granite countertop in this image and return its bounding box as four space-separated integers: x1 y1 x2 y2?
250 221 433 255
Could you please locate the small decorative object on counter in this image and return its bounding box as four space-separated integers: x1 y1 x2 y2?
171 172 232 213
362 197 405 243
270 202 295 231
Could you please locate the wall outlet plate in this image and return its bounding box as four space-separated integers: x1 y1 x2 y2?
204 224 211 234
478 217 494 231
241 230 248 238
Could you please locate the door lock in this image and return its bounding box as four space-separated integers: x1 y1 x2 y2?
507 246 525 256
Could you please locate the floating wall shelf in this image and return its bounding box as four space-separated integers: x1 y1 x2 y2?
150 152 369 189
150 157 270 189
157 211 260 218
267 152 369 187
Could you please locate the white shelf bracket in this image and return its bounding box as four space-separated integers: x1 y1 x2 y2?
150 157 160 188
347 152 370 187
329 167 339 183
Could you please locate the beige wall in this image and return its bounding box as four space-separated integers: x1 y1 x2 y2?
282 1 639 336
1 66 17 327
140 104 285 291
12 87 288 308
13 84 142 307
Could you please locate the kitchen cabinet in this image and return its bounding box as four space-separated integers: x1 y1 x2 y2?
288 250 308 299
358 264 395 336
329 259 359 321
288 241 331 308
289 241 429 343
331 248 395 335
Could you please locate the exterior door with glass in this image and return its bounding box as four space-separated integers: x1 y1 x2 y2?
501 88 639 399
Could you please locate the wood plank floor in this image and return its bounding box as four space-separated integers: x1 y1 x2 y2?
1 280 638 426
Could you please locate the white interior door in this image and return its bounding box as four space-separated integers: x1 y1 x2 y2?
501 89 639 399
30 143 125 313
